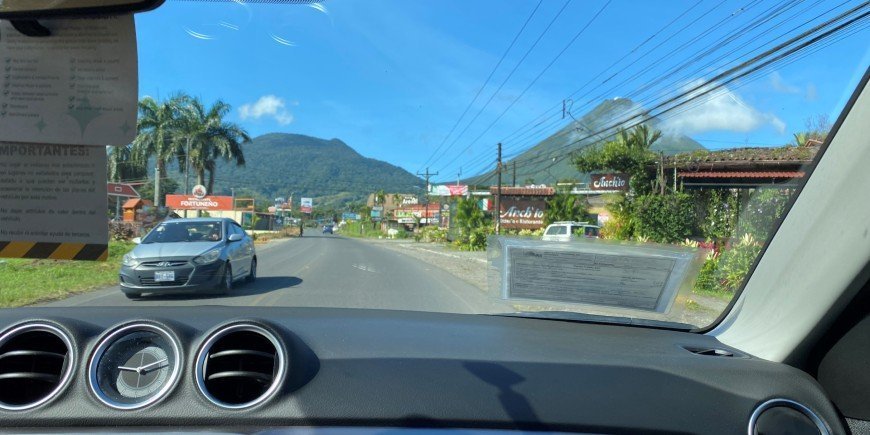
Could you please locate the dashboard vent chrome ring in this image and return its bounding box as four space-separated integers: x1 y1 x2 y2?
195 323 286 410
748 398 829 435
0 322 74 411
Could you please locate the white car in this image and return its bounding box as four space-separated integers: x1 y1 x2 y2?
541 221 600 242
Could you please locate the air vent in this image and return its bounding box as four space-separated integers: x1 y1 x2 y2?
749 399 829 435
0 323 73 411
683 346 735 357
195 323 286 409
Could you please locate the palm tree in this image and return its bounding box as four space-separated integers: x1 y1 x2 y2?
107 144 147 182
374 190 386 206
132 96 186 206
175 96 250 195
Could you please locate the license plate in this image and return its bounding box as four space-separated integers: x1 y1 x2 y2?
154 271 175 282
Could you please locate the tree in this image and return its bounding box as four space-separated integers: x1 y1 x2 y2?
138 177 180 206
175 96 250 194
573 124 662 195
791 114 831 146
374 190 386 206
107 144 147 182
544 193 588 225
132 95 186 205
454 196 485 239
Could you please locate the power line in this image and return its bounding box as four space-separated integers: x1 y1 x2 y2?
416 0 545 172
435 0 612 174
484 1 863 175
425 0 572 169
507 8 869 175
458 0 744 173
496 0 710 146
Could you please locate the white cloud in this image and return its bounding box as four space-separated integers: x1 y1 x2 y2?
769 71 801 94
661 80 786 135
239 95 294 125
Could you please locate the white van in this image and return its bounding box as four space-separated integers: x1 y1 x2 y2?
541 221 601 242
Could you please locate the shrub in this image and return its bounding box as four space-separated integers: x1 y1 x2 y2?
633 192 694 243
108 221 137 241
716 233 763 292
415 226 448 243
736 189 791 240
602 194 635 240
694 251 720 294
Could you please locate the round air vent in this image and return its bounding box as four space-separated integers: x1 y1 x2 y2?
195 323 286 409
0 323 74 411
749 399 829 435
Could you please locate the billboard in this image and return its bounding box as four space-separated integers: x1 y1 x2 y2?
165 195 234 211
429 184 468 196
300 197 313 214
590 173 629 191
499 198 547 229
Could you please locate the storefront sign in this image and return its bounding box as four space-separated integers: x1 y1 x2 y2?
499 198 547 229
165 194 233 211
590 173 629 191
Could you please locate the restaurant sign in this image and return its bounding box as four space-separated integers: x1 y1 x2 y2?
590 173 629 191
499 198 547 229
165 195 233 211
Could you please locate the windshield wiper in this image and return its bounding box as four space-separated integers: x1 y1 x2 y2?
493 311 695 332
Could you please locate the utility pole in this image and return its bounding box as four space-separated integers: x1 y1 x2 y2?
416 167 438 227
456 167 462 186
659 151 665 195
184 138 191 218
512 161 517 187
495 143 502 235
153 167 160 207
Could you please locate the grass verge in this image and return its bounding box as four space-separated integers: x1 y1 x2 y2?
0 241 135 308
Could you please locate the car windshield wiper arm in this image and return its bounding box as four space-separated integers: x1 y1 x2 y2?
492 311 695 332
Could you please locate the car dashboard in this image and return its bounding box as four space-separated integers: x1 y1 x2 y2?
0 306 844 434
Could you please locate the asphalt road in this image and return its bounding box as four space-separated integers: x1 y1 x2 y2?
42 235 509 314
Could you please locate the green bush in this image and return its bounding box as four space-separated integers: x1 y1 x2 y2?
716 234 763 292
633 192 694 243
736 189 791 240
415 226 448 243
694 253 720 294
601 193 635 240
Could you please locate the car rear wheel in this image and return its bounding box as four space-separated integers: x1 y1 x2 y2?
246 258 257 283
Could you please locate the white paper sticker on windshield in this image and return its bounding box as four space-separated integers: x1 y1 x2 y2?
0 142 108 261
496 238 696 313
0 16 137 146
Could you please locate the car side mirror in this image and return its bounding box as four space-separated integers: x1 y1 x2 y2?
228 233 243 242
132 237 141 244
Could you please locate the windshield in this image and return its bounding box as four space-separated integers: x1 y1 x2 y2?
141 221 223 244
1 0 868 329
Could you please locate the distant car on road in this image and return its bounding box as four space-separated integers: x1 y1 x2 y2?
541 221 600 242
119 218 256 299
322 224 334 234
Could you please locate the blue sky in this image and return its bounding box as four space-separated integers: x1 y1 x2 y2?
135 0 869 182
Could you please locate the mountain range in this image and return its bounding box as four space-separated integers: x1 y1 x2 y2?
206 133 424 208
170 98 705 209
463 98 705 186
